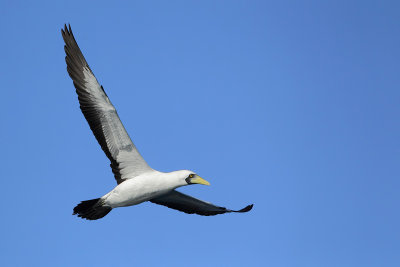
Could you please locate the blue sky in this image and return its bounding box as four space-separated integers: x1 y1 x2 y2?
0 1 399 266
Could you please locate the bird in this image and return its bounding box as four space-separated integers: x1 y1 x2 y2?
61 24 253 220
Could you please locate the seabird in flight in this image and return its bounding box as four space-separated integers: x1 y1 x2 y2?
61 24 253 220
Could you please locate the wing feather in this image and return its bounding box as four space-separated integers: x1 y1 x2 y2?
61 24 152 183
151 190 253 216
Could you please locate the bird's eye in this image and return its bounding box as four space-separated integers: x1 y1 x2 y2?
188 174 194 178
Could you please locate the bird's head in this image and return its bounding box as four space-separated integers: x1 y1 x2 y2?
172 170 210 187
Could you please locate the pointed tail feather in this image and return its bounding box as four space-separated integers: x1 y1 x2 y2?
73 198 112 220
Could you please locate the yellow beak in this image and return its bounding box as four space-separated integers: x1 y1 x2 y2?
190 176 210 186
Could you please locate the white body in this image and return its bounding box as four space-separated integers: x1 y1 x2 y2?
102 170 187 208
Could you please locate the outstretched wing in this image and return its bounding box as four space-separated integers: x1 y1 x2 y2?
150 190 253 216
61 24 152 184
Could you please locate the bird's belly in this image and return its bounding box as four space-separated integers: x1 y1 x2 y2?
104 179 173 208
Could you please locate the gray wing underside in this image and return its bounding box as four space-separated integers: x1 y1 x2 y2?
150 190 253 216
61 25 152 184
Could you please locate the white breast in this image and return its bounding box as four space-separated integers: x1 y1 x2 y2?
103 171 179 208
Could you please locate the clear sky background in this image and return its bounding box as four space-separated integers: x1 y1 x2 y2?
0 1 399 266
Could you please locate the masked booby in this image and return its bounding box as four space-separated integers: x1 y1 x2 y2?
61 24 253 220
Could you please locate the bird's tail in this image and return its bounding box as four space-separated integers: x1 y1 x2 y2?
73 198 112 220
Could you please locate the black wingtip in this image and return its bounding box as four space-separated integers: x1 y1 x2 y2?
61 23 71 35
237 204 253 213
